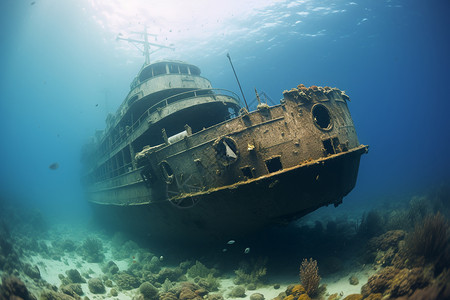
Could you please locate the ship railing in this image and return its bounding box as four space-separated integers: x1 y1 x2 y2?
130 88 240 136
134 88 241 130
89 161 135 183
104 88 241 161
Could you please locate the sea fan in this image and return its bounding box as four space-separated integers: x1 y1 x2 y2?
299 258 321 297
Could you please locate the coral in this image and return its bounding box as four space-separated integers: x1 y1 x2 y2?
161 278 174 293
401 270 450 300
110 288 119 297
290 284 306 296
40 290 76 300
283 284 308 300
156 267 183 283
104 279 113 287
81 237 104 263
176 283 203 300
233 258 267 286
406 212 449 262
361 266 399 296
361 266 431 298
114 271 141 290
207 293 224 300
368 230 406 252
299 258 321 297
60 284 83 297
102 260 119 275
229 286 246 298
88 277 105 294
0 225 21 274
179 260 192 271
349 275 359 285
52 239 77 253
187 260 215 278
366 230 407 267
145 255 162 273
160 291 179 300
388 267 430 297
297 295 311 300
140 282 159 300
0 275 37 300
327 293 339 300
65 269 85 283
364 294 382 300
250 292 265 300
196 274 220 292
23 263 41 280
342 295 362 300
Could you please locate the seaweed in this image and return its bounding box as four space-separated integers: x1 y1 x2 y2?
406 212 449 262
187 260 216 278
233 257 267 286
197 274 221 292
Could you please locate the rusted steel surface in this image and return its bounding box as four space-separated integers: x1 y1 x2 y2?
82 60 367 240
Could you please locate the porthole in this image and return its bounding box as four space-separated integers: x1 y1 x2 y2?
159 160 174 184
213 136 239 166
312 104 333 131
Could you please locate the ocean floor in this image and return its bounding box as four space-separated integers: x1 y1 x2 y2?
1 185 450 300
0 222 377 300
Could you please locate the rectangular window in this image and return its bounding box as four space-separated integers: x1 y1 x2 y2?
240 166 254 179
322 139 335 155
265 156 282 173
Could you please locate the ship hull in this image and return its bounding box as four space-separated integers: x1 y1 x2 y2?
90 145 367 243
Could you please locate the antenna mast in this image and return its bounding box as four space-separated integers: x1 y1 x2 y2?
226 53 249 111
116 26 174 65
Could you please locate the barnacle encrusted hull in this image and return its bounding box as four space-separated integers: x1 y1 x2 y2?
84 80 367 242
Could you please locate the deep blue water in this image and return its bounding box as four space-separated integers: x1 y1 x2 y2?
1 0 449 224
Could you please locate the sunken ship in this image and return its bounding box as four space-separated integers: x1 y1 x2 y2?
81 32 368 242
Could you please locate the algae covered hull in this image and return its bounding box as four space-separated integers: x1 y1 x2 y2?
81 58 367 241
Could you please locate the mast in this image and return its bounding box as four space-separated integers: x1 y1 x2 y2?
117 26 174 65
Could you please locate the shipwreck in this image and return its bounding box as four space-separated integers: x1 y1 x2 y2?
81 31 368 242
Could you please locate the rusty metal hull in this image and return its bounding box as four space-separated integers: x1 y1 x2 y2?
90 145 367 242
82 68 368 243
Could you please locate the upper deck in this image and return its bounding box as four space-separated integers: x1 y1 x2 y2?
108 60 215 132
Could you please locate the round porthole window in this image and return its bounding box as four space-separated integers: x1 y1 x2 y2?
312 104 332 131
213 136 239 166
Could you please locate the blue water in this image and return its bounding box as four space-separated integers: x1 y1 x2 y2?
1 0 449 225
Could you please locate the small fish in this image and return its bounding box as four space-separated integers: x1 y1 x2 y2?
49 162 59 170
31 1 36 5
227 240 235 245
244 247 250 254
159 255 164 261
222 248 227 252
